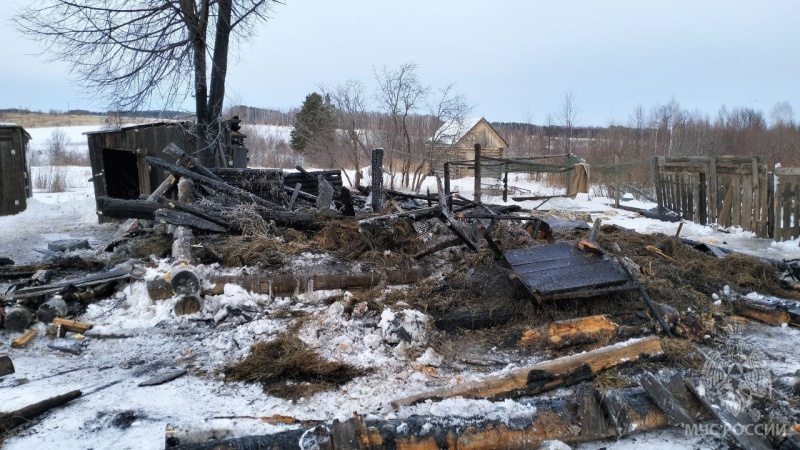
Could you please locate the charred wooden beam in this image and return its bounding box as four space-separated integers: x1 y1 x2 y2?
155 209 227 233
202 268 430 297
0 390 82 432
163 143 224 182
96 197 161 220
159 198 231 229
729 295 792 326
392 336 664 408
519 309 679 350
434 307 515 331
610 242 674 337
173 386 684 450
639 372 695 426
12 269 130 301
146 156 281 210
602 387 668 437
685 378 774 450
413 237 463 260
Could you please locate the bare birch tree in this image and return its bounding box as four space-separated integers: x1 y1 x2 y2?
374 62 428 189
326 80 373 189
557 90 581 154
416 84 472 190
13 0 279 166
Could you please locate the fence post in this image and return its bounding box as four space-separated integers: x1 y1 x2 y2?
444 162 451 211
371 148 384 212
503 163 509 202
614 154 621 208
473 143 482 203
653 157 663 208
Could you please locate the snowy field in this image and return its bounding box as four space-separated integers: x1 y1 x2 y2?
1 173 799 449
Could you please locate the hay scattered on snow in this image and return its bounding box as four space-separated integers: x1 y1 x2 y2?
225 335 369 400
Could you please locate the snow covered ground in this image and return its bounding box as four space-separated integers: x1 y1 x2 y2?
1 174 800 449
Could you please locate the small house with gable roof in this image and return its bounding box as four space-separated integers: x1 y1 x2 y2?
430 117 507 178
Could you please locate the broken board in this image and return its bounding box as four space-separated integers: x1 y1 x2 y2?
505 241 635 301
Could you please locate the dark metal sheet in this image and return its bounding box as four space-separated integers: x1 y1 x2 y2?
517 260 629 295
505 241 629 299
504 242 581 266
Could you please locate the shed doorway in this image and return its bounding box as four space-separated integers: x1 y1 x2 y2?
102 148 140 199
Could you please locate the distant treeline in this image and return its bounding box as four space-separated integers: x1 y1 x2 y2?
0 108 187 119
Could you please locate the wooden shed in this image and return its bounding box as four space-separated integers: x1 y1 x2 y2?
85 122 197 222
0 123 32 216
432 117 508 178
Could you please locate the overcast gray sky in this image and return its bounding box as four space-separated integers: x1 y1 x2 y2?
2 0 798 126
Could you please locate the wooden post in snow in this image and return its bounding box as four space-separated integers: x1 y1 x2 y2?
614 154 621 208
473 143 482 203
371 148 384 212
443 162 452 211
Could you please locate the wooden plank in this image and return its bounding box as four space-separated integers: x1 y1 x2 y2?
767 172 775 239
775 167 800 176
709 156 718 222
698 172 708 224
718 183 733 227
138 369 187 387
783 183 792 240
691 173 698 221
759 164 769 237
742 173 753 232
775 177 785 241
751 157 761 235
51 318 93 334
653 157 663 208
731 175 742 227
794 181 800 240
11 329 38 349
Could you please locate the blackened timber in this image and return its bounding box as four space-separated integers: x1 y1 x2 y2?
155 209 228 233
12 269 130 300
163 143 224 182
340 187 355 216
437 175 478 251
209 168 284 204
284 169 342 197
602 387 668 437
0 355 14 377
639 372 695 426
685 378 774 450
610 242 674 337
413 237 462 260
434 307 515 331
0 390 82 431
159 198 231 229
145 156 281 209
96 197 160 220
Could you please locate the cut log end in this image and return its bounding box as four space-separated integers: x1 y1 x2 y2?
175 295 203 316
170 267 201 296
4 307 33 333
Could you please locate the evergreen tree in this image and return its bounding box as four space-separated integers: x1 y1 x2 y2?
290 92 335 153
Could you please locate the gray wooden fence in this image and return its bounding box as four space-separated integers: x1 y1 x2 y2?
655 156 770 238
773 167 800 241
